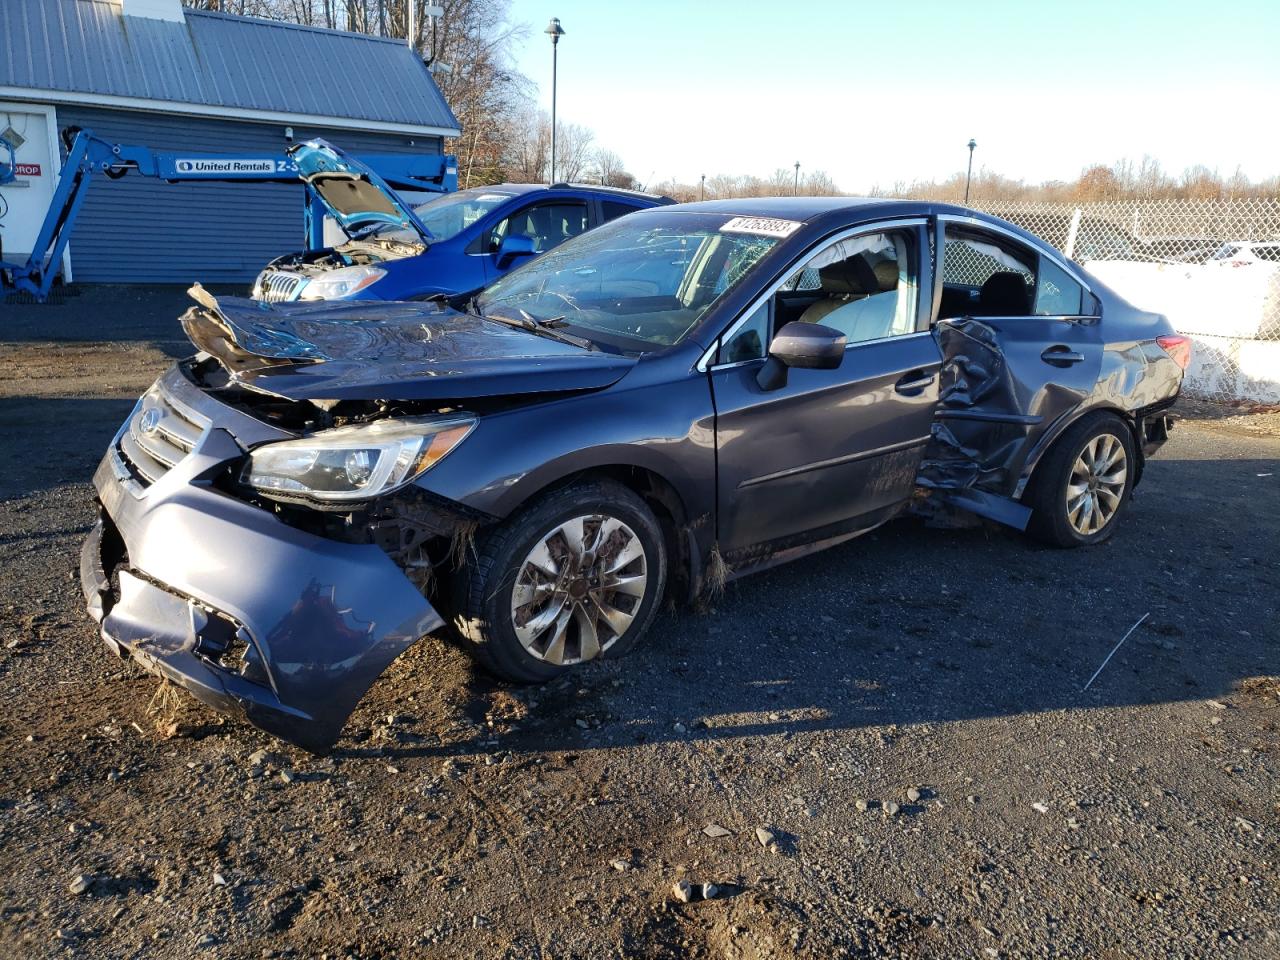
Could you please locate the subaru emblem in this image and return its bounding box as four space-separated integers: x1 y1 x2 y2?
138 408 162 436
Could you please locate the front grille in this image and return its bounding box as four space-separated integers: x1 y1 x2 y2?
253 269 306 303
115 384 210 488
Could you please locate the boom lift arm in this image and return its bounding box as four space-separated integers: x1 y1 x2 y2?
1 127 457 301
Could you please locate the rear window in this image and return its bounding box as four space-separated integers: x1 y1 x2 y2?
1034 257 1085 315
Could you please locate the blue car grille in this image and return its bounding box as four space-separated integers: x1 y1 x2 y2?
253 270 306 303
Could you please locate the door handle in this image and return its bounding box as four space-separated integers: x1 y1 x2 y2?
1041 346 1085 366
894 370 936 394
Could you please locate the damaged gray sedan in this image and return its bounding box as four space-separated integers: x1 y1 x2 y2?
81 199 1188 752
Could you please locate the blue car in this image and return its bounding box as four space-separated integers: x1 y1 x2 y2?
252 143 671 303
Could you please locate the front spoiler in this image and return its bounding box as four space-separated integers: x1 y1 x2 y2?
81 366 444 753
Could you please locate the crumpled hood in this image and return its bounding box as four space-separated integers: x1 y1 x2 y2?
180 286 635 402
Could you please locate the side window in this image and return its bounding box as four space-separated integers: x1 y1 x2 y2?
716 303 769 365
787 230 919 343
939 228 1036 318
1034 257 1086 315
490 201 590 253
711 228 921 366
600 200 640 223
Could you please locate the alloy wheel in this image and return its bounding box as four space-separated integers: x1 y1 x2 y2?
511 514 648 665
1066 434 1127 536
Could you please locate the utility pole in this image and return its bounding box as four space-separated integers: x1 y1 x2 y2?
545 18 565 184
700 174 705 201
964 138 977 204
794 161 800 196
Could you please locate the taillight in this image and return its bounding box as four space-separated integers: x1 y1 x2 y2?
1156 334 1192 371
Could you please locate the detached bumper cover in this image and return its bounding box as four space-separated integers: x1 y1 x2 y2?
81 365 444 753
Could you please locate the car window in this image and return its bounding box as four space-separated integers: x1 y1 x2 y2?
601 199 642 223
942 231 1035 290
370 189 512 242
790 231 919 343
1034 257 1086 315
477 211 783 350
490 201 590 253
717 303 769 365
714 229 920 364
939 228 1038 318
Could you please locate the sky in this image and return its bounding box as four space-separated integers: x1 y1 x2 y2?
506 0 1280 191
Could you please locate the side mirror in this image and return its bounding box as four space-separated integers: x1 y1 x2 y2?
757 320 846 390
497 233 536 267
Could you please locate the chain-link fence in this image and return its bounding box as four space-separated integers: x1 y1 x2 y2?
970 198 1280 403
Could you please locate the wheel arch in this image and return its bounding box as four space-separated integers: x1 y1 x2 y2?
490 460 708 604
1016 404 1145 500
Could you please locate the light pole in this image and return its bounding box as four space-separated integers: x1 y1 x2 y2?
545 17 565 184
700 174 705 201
793 161 800 196
964 138 977 204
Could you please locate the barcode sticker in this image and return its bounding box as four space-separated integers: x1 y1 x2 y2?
720 216 802 238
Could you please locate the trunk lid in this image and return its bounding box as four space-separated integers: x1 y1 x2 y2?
181 286 636 402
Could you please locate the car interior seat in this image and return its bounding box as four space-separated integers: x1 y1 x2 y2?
798 255 900 343
525 206 560 252
978 271 1032 315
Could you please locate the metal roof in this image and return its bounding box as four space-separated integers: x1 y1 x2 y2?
0 0 459 135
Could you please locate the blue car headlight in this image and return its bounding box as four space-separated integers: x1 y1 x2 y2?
298 265 386 300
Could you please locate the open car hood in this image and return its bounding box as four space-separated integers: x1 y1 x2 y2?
288 139 433 241
180 286 636 402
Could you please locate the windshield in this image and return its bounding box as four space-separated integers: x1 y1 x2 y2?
366 189 514 242
475 211 785 349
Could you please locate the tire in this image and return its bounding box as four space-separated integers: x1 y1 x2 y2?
1025 413 1136 548
450 479 668 683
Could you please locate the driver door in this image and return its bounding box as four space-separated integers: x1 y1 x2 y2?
708 222 942 558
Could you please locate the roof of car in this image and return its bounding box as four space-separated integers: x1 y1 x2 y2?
667 196 900 220
471 183 674 204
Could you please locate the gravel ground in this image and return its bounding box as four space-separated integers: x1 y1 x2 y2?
1 287 1277 959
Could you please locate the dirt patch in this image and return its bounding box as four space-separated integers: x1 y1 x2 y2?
0 294 1277 958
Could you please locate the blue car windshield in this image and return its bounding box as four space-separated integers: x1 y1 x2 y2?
367 189 515 242
476 211 784 350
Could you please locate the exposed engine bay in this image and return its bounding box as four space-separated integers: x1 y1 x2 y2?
268 238 425 274
253 238 425 301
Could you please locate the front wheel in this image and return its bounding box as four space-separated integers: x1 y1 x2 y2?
450 479 667 683
1026 414 1136 548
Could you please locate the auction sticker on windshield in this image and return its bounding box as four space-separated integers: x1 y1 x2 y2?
720 216 802 238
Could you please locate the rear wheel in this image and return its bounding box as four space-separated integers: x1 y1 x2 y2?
451 480 667 682
1026 414 1136 548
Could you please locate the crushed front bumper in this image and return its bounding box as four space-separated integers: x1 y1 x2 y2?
80 364 444 753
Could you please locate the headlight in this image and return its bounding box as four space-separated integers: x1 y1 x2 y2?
243 417 474 502
297 265 386 300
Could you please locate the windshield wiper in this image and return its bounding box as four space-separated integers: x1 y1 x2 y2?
476 304 598 351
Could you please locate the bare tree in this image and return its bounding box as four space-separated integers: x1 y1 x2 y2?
593 148 635 189
553 122 594 182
